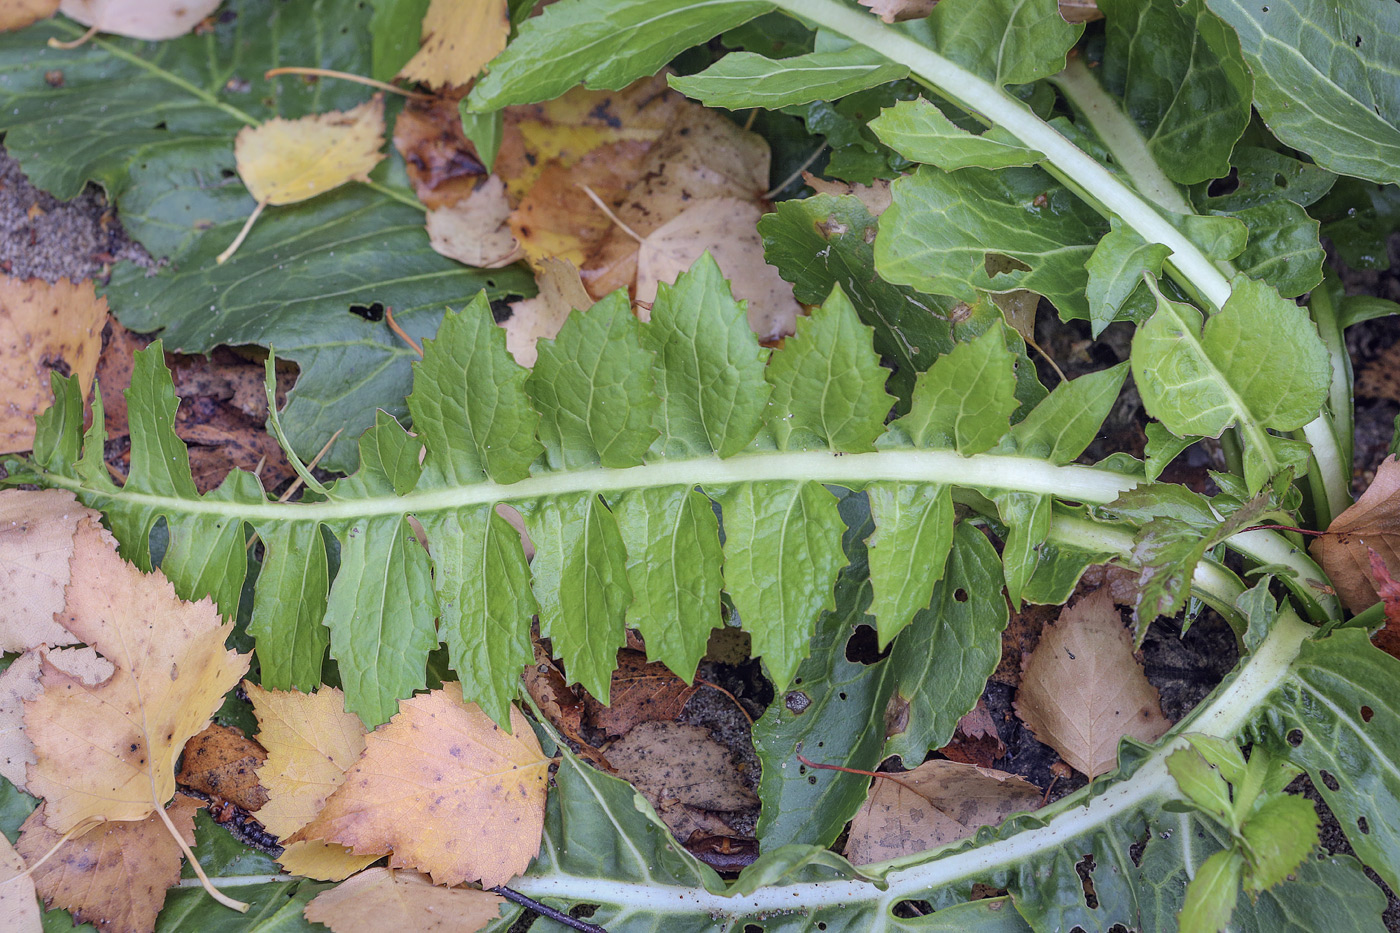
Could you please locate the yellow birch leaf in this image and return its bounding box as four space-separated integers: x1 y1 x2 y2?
0 830 39 933
0 277 107 454
397 0 509 90
235 96 387 206
1013 588 1171 778
0 646 111 791
58 0 221 40
304 867 506 933
246 683 379 881
0 490 102 649
289 685 550 888
16 794 200 933
23 521 249 832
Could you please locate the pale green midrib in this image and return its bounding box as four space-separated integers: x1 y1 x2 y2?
508 612 1315 914
776 0 1234 310
38 448 1139 522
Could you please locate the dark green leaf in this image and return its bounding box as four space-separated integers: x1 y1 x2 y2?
670 47 908 110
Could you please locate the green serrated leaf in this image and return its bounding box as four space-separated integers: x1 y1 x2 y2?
1004 363 1130 465
359 410 424 497
1167 747 1236 825
995 491 1051 608
866 481 954 647
613 486 723 682
529 291 659 470
1228 200 1324 298
1145 422 1197 482
884 522 1007 762
410 293 542 485
905 0 1082 87
764 285 893 452
525 492 632 702
425 505 536 727
369 0 432 81
1179 848 1244 933
877 165 1105 321
670 47 908 110
1240 794 1319 894
248 520 330 692
1204 0 1400 185
869 98 1044 170
644 253 771 459
1086 219 1173 337
717 481 846 692
889 324 1019 454
1193 147 1337 213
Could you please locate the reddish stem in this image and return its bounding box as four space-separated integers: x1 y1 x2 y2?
1243 524 1328 537
795 753 920 793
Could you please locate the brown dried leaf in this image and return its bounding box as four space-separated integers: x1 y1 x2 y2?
0 647 111 790
176 723 269 812
583 649 698 737
509 140 650 268
17 794 199 933
24 521 249 832
607 721 758 824
0 829 39 933
0 276 106 454
857 0 934 22
802 173 893 217
1312 455 1400 613
1366 547 1400 659
844 760 1042 864
397 0 509 89
0 0 57 32
503 258 594 367
1013 589 1170 778
290 686 550 888
939 698 1006 768
635 197 802 342
246 683 377 881
426 175 523 268
0 490 100 650
303 867 506 933
392 91 484 209
59 0 220 39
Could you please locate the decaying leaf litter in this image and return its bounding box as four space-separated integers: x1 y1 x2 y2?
1 0 1400 931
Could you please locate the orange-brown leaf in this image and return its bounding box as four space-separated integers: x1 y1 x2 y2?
1312 455 1400 613
1013 589 1170 778
290 685 550 888
23 521 248 832
583 649 697 737
844 760 1042 864
939 698 1006 769
176 723 269 812
303 867 506 933
0 277 106 454
0 0 57 32
1366 546 1400 659
17 794 199 933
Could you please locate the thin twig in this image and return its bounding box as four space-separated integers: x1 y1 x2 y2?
694 678 754 726
1243 524 1326 537
47 24 98 49
762 142 828 200
795 753 923 795
276 428 342 503
217 199 268 264
264 66 432 99
1022 331 1067 384
384 307 424 357
742 109 759 131
490 886 611 933
576 184 646 245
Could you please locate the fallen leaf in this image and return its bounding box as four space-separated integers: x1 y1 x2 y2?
939 698 1006 769
583 649 697 737
606 721 758 822
0 0 57 32
858 0 934 23
392 92 485 210
583 104 770 299
0 276 107 454
426 175 524 268
235 96 386 206
502 258 594 367
522 639 584 739
802 172 893 217
290 686 550 888
1013 588 1170 778
1058 0 1103 22
1081 562 1140 606
397 0 509 89
304 867 506 933
509 140 650 268
0 647 111 790
24 520 248 832
176 723 269 812
59 0 221 40
16 794 200 933
245 683 378 881
844 760 1042 864
0 827 40 933
634 197 801 341
1365 547 1400 659
0 490 100 650
1312 455 1400 613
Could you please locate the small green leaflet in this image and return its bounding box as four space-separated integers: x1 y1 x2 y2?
670 47 908 110
869 98 1044 171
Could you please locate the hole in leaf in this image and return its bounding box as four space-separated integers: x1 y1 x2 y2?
984 252 1032 276
1207 169 1240 198
845 624 888 664
1359 816 1371 835
1287 729 1303 747
744 925 764 933
1362 706 1374 722
1274 173 1287 187
490 298 514 323
808 775 817 785
784 691 811 715
349 301 385 322
893 900 933 918
954 588 969 603
1356 35 1363 47
571 905 600 920
1074 854 1099 908
818 925 828 932
1320 770 1340 792
1129 828 1150 867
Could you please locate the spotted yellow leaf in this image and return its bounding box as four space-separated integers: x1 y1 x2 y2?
235 96 387 206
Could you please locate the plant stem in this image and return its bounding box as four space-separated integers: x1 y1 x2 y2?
492 886 611 932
